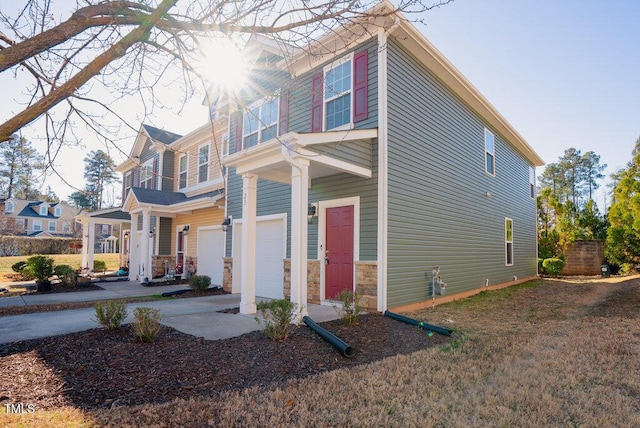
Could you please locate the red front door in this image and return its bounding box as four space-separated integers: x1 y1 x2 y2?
325 205 354 299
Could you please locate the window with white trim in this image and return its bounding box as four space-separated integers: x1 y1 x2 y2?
33 220 42 231
62 222 70 233
39 205 47 216
243 97 279 149
48 221 56 232
54 206 61 217
485 128 495 176
124 171 132 196
140 160 154 189
529 166 536 199
178 154 188 189
198 144 210 183
222 133 229 156
505 218 514 266
5 201 13 213
324 56 352 130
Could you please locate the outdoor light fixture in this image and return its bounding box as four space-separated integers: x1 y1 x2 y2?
182 225 190 235
221 216 232 232
149 227 156 237
123 231 130 238
307 203 318 224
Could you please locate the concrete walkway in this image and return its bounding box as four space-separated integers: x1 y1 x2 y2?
0 280 340 344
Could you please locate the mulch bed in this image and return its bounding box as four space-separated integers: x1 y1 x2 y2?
0 314 451 410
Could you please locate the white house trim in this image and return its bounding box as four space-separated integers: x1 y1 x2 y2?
377 26 390 312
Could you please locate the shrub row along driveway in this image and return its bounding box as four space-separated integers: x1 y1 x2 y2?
1 277 639 427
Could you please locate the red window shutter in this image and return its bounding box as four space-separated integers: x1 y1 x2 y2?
353 49 369 123
311 73 323 132
233 111 243 153
278 90 289 136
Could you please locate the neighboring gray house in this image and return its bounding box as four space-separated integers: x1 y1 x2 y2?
220 1 544 316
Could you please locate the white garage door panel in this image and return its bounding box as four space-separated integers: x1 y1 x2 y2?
234 218 285 299
197 228 225 286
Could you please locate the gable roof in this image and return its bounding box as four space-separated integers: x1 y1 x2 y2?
142 124 183 145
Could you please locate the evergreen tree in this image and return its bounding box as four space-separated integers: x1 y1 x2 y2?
606 137 640 266
84 150 118 210
0 134 44 199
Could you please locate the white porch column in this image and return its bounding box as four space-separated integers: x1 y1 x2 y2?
240 173 258 314
141 210 151 281
81 219 89 269
129 214 140 281
87 219 96 271
290 159 310 320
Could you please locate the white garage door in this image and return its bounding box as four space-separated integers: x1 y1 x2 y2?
234 217 285 299
197 228 225 287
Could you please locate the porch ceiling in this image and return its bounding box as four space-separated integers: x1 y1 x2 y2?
222 129 377 184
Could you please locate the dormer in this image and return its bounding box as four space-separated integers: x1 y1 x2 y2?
38 202 49 216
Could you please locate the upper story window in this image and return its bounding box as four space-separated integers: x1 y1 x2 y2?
5 201 13 213
178 154 188 189
485 128 495 176
54 206 61 217
198 144 210 183
62 222 70 233
529 166 536 199
48 221 56 232
124 171 132 197
243 97 279 149
33 220 42 231
140 160 154 189
222 133 229 157
39 205 47 216
324 56 352 130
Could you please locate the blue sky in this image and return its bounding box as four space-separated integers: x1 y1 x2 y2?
417 0 640 207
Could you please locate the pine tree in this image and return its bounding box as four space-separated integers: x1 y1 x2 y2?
0 134 44 199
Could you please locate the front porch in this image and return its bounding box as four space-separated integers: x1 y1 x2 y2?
222 129 378 317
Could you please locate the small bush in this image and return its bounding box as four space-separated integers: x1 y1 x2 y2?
93 260 107 272
334 289 363 325
54 264 77 288
133 307 162 342
25 255 54 281
94 300 128 331
255 299 298 341
542 258 565 277
189 274 211 292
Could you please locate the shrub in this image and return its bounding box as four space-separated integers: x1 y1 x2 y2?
334 289 363 325
25 255 54 281
537 258 545 275
542 258 565 277
54 264 77 288
133 307 162 342
188 274 211 292
255 299 298 341
93 260 107 272
94 300 128 331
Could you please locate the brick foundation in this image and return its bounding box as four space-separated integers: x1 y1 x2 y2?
223 257 233 293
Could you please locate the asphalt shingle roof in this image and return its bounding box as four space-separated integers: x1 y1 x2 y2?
142 124 182 145
130 187 224 206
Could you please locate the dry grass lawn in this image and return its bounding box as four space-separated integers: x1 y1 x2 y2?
0 254 121 282
2 277 639 427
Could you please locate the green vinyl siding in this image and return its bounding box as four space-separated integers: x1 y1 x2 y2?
158 217 172 255
386 39 537 308
162 151 175 191
225 41 379 261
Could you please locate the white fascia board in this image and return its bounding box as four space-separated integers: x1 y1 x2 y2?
297 148 372 179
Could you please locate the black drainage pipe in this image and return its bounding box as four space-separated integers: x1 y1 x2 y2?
303 316 355 358
161 289 191 297
384 310 453 336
